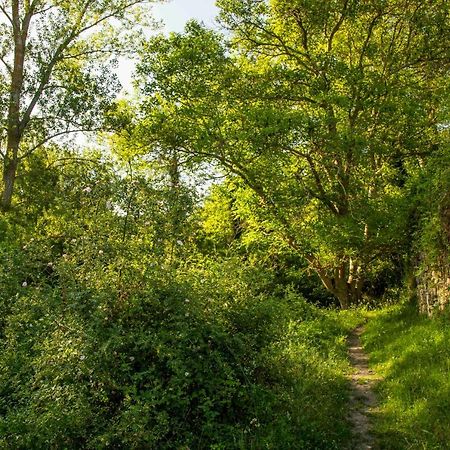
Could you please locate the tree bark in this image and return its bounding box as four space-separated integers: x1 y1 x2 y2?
1 0 27 210
1 154 18 210
314 259 364 309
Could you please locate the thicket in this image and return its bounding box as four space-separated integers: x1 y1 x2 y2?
0 151 361 449
411 149 450 271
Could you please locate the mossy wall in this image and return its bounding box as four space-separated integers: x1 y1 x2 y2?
416 262 450 315
415 189 450 315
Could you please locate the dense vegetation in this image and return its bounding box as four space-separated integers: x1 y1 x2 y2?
0 0 449 448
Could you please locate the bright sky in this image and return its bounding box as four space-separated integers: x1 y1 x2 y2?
153 0 219 32
117 0 219 92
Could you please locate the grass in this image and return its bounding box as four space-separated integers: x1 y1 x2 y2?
362 303 450 449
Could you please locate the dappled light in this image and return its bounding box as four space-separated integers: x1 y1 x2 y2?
0 0 449 448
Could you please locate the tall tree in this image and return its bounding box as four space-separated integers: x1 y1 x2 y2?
136 0 450 308
0 0 155 210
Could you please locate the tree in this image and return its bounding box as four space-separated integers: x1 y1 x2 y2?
0 0 155 210
136 1 450 308
106 100 199 261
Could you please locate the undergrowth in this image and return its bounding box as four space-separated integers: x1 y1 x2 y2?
363 304 450 449
0 247 361 449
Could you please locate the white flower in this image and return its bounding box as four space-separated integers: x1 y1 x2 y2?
185 372 189 377
185 299 190 303
82 186 92 193
185 312 190 317
250 418 260 427
80 355 86 361
129 356 135 361
22 281 28 287
98 250 104 255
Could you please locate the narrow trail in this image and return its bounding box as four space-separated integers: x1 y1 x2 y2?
346 326 381 450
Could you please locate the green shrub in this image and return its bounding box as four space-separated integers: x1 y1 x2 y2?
0 248 360 449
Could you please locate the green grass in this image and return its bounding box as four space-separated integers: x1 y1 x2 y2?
363 304 450 449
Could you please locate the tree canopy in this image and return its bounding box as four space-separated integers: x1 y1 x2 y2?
132 2 449 307
0 0 155 209
0 1 449 447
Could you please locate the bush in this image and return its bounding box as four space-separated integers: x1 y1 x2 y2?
0 247 360 449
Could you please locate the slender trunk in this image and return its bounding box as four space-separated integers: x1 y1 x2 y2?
168 152 182 237
1 1 29 210
1 153 19 210
2 93 22 210
2 107 22 210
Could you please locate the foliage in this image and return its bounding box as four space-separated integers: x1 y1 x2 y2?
0 223 361 448
0 0 156 209
410 146 450 267
363 304 450 449
197 180 338 307
0 1 449 448
135 1 450 306
0 146 363 448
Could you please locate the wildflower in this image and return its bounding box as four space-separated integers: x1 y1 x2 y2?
22 281 28 287
185 372 189 377
98 250 104 255
82 186 92 193
250 418 260 427
80 355 86 361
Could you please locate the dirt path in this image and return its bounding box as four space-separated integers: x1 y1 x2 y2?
346 326 381 450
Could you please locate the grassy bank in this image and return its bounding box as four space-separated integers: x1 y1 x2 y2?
363 304 450 449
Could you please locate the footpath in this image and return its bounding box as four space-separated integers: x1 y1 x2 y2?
347 326 382 450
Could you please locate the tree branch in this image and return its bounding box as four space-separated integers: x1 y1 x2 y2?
18 127 102 160
328 0 349 52
0 4 14 26
0 54 12 73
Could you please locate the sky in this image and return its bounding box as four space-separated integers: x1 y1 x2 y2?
153 0 219 32
117 0 219 91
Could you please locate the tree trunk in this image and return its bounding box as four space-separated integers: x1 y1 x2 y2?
1 155 18 210
1 0 28 210
314 259 364 309
168 151 183 238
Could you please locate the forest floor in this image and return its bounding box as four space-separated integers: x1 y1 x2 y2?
346 325 382 449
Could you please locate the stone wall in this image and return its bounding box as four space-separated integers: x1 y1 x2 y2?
415 188 450 316
416 263 450 316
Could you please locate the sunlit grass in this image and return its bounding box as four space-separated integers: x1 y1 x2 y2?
363 304 450 449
